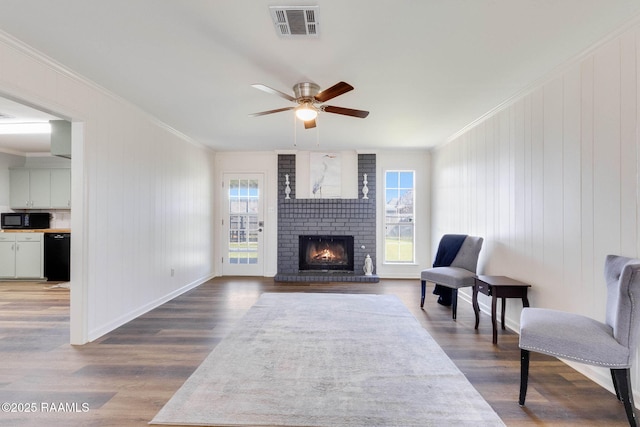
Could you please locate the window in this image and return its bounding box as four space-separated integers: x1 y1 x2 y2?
384 171 415 263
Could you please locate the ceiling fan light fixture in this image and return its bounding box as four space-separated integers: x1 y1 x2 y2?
295 103 317 121
250 81 369 128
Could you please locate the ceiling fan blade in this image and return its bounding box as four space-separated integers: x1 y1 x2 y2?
314 81 354 102
248 107 294 117
304 119 317 129
322 105 369 118
251 84 296 102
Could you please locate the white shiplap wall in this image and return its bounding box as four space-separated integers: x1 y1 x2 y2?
432 24 640 396
0 32 216 343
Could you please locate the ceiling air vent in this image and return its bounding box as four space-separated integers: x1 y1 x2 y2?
270 6 319 38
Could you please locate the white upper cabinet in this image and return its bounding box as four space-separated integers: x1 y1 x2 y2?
10 168 71 209
50 169 72 208
29 169 52 208
9 168 30 209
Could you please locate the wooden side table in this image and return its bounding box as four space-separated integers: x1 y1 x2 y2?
473 275 531 344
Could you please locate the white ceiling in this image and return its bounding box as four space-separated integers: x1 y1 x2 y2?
0 0 639 154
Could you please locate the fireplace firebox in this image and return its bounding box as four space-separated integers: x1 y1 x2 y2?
299 235 354 272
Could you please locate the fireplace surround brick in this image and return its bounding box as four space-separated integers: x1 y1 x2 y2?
275 154 378 282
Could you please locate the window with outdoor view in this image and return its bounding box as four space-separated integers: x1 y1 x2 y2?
384 170 415 263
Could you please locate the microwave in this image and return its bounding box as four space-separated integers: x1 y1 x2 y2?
1 212 50 229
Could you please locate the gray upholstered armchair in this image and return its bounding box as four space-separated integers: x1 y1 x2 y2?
420 235 483 319
519 255 640 427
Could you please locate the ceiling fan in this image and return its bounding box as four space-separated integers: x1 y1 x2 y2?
249 81 369 129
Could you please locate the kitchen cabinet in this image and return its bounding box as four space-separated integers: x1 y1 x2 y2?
9 168 71 209
9 168 30 209
50 169 71 208
10 168 50 208
0 233 44 279
0 234 15 277
28 169 51 208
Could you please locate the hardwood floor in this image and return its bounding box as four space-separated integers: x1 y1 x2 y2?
0 278 631 426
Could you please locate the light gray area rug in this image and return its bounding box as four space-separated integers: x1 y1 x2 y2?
151 293 505 426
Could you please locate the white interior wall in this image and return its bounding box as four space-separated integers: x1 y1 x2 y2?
431 24 640 398
376 150 431 278
85 110 216 340
0 32 216 343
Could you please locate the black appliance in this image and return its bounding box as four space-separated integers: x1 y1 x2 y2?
1 212 50 229
44 233 70 282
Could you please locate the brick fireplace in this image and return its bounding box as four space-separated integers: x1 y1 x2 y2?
275 154 378 282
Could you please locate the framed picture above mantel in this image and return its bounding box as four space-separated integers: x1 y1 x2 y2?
309 152 341 199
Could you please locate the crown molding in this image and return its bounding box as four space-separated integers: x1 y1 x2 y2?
439 12 640 150
0 29 213 152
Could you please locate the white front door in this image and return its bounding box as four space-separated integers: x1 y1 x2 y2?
222 173 264 276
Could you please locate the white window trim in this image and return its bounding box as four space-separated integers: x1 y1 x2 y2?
383 169 416 264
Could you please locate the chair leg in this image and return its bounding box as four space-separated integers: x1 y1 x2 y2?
519 349 530 406
611 368 638 427
611 369 622 401
420 280 426 308
451 289 458 319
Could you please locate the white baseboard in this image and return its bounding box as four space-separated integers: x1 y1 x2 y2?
87 273 215 342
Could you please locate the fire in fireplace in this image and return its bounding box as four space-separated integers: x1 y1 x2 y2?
299 235 354 272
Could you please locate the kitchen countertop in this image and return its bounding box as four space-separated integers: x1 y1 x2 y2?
0 229 71 233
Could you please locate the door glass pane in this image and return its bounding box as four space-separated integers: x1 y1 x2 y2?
228 179 259 265
249 179 258 196
229 179 239 196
